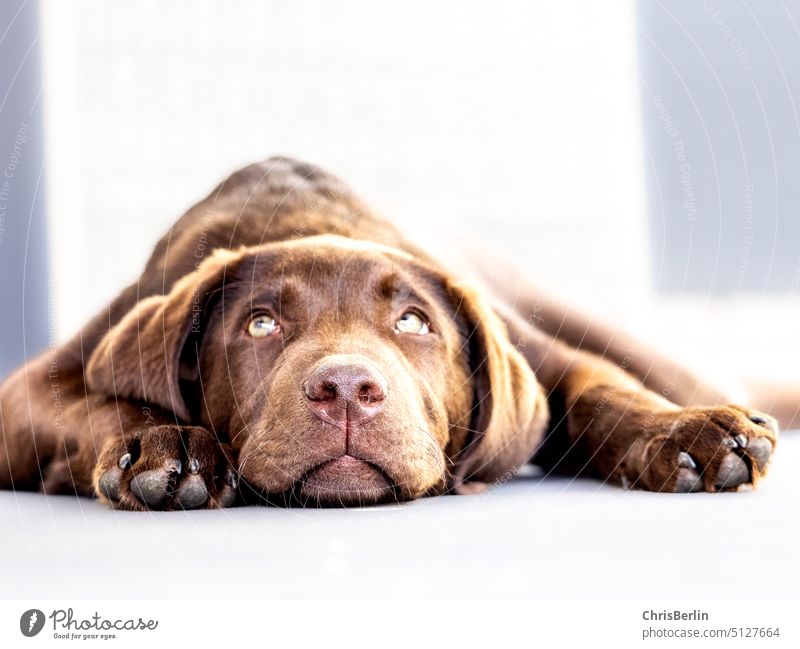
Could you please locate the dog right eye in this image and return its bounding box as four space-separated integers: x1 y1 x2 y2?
395 310 430 335
247 315 280 338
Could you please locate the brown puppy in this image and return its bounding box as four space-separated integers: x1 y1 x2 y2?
0 157 779 510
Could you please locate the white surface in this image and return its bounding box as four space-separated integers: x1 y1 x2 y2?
2 434 798 600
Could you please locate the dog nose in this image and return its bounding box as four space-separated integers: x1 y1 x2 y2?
303 356 387 426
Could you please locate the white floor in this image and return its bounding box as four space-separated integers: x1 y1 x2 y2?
1 434 798 600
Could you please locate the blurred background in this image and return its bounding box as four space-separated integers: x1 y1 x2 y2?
1 0 798 392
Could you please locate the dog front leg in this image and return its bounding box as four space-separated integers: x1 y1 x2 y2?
504 310 778 492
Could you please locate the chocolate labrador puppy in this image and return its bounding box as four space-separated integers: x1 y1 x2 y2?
0 157 782 509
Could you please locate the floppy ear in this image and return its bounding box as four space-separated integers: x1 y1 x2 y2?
448 282 548 491
85 248 246 422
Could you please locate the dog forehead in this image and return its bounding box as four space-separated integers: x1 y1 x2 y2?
233 235 417 279
277 234 415 263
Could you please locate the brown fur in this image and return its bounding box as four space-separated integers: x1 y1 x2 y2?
0 156 780 509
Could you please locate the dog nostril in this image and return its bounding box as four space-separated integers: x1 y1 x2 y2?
305 379 337 402
358 382 385 405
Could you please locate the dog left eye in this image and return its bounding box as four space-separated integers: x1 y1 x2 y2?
395 311 430 335
247 315 280 338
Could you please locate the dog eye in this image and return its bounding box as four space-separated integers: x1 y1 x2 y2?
395 310 430 335
247 315 280 338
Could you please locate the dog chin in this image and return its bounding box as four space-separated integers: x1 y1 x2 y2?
297 455 396 506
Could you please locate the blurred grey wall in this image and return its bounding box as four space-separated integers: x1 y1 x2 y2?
0 0 49 378
638 0 800 293
42 1 649 341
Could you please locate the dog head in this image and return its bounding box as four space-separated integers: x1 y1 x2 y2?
87 235 547 505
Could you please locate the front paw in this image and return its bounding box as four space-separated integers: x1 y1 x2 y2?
93 426 239 510
628 405 778 493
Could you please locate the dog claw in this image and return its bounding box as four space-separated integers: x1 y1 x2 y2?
675 467 703 492
749 415 768 426
677 452 696 469
715 454 749 489
211 470 239 508
734 434 748 448
226 469 238 490
187 458 200 475
721 437 737 449
118 453 132 470
166 459 182 476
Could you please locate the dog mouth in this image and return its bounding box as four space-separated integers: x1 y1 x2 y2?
298 455 396 505
247 455 401 507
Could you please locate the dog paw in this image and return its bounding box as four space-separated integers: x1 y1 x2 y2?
628 405 778 493
93 426 238 511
